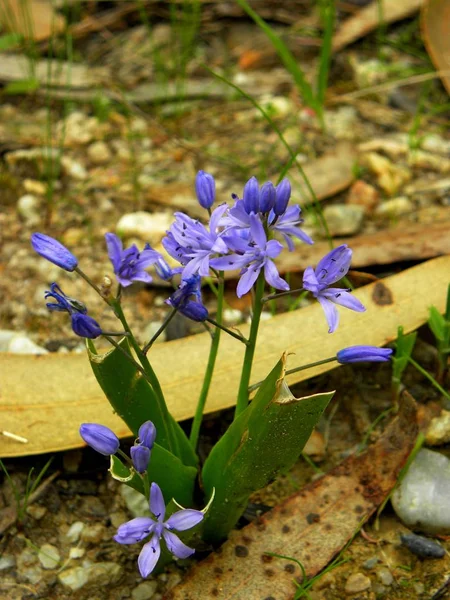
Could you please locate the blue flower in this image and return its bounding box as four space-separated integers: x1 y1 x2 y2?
337 346 393 364
131 445 151 473
273 178 291 216
195 170 215 209
154 256 174 281
166 276 209 321
45 283 102 339
79 423 120 456
31 233 78 271
114 482 204 578
268 204 313 251
105 233 161 287
162 205 228 279
138 421 157 449
303 245 365 333
211 214 289 297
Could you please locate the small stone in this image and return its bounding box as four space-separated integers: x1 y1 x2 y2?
303 429 326 462
413 582 425 595
363 152 411 195
314 571 336 590
346 180 379 214
17 548 42 584
38 544 60 569
324 106 358 139
400 532 445 558
223 309 243 326
132 581 158 600
409 150 450 173
7 334 48 355
375 196 414 219
61 156 87 180
0 555 15 570
421 134 450 156
323 204 365 236
69 547 85 559
17 194 41 224
88 141 112 165
121 485 151 518
23 178 47 195
116 211 173 245
377 567 393 586
65 521 85 543
26 504 47 520
344 572 371 594
62 227 84 247
362 557 379 570
425 410 450 446
59 562 122 590
58 566 89 590
392 449 450 534
81 523 106 544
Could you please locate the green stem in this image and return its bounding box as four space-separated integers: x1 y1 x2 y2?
143 307 178 354
206 317 248 345
235 274 266 417
408 356 450 402
142 472 150 501
249 356 338 393
190 273 225 449
262 286 305 303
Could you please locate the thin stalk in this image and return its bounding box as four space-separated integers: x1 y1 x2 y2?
117 448 133 465
143 307 178 354
263 286 305 303
206 317 249 345
235 274 266 417
408 357 450 402
249 356 337 393
75 267 110 306
190 274 225 449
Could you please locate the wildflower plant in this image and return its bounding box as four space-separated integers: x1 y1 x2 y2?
31 171 393 577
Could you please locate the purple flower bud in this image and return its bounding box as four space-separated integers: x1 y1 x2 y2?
179 300 209 322
337 346 393 364
259 181 276 213
154 257 173 281
31 233 78 271
71 313 102 339
274 178 291 216
79 423 119 455
131 444 151 473
138 421 157 449
243 176 260 214
195 170 215 209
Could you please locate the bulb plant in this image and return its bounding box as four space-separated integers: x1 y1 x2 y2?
31 169 392 577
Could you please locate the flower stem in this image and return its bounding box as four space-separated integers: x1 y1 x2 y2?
262 286 305 303
206 317 249 345
408 356 450 402
190 273 225 449
235 274 265 417
75 267 110 305
248 356 338 393
142 307 178 355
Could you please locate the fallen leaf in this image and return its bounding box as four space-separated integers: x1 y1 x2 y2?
0 0 65 41
164 392 418 600
421 0 450 95
333 0 425 51
0 257 448 458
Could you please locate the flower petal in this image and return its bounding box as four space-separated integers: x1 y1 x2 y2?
105 233 123 272
249 214 266 250
317 295 339 334
150 482 166 522
114 517 155 544
322 289 366 312
165 509 204 531
163 530 195 559
264 260 289 291
237 265 260 297
315 245 352 286
302 266 319 293
138 535 161 578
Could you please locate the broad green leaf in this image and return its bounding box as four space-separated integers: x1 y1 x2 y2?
87 338 197 469
109 444 197 507
428 306 448 343
201 355 334 542
392 326 417 382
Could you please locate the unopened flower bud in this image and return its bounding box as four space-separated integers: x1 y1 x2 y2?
195 170 215 209
337 346 393 364
243 176 260 214
274 178 291 216
259 181 276 213
79 423 119 455
131 444 151 473
31 233 78 271
138 421 157 449
71 313 102 339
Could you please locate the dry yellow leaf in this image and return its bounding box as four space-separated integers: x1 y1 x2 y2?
0 256 449 457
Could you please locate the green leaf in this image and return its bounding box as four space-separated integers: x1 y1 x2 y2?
110 445 197 507
87 338 197 469
201 355 334 542
0 33 23 51
4 78 40 94
428 306 448 343
392 326 417 383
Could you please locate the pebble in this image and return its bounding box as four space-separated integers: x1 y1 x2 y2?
81 523 107 544
121 485 151 518
362 557 379 570
17 194 41 224
425 410 450 446
346 180 379 214
61 111 101 145
0 555 15 570
65 521 85 543
363 152 411 195
322 204 365 236
392 449 450 534
26 504 47 520
38 543 60 569
116 211 173 245
377 567 393 586
421 134 450 156
409 150 450 173
132 581 158 600
223 309 244 326
259 95 294 119
23 178 47 195
5 333 48 354
375 196 414 219
400 533 445 559
58 562 123 590
344 572 371 594
303 429 326 462
324 106 358 139
88 141 112 165
17 547 42 584
69 547 85 559
61 156 88 180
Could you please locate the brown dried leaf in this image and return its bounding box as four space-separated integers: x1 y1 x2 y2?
333 0 424 51
422 0 450 95
0 0 65 41
0 257 448 458
164 392 418 600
